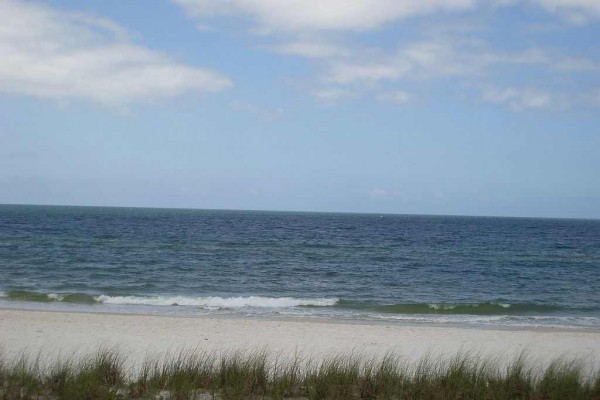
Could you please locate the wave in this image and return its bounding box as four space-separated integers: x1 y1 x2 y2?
363 313 600 328
1 290 97 304
95 295 339 308
335 301 566 315
0 291 338 308
0 291 592 316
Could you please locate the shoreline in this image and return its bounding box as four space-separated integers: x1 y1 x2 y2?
2 304 600 334
2 308 600 371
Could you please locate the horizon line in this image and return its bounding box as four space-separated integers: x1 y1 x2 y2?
1 202 598 222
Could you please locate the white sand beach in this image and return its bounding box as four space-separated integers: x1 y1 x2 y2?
2 308 599 371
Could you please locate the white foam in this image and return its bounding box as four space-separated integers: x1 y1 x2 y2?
47 293 64 301
94 295 339 308
429 303 513 310
428 304 456 310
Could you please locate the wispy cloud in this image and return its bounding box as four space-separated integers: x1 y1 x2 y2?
310 88 354 104
0 0 232 106
313 39 599 108
494 0 600 23
322 42 599 86
377 90 412 105
171 0 599 112
481 86 560 110
531 0 600 23
260 41 350 59
323 39 488 86
174 0 600 32
230 100 284 121
173 0 477 32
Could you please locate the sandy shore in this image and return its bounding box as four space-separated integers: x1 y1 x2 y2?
2 308 600 370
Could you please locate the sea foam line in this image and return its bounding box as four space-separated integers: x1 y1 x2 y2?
428 303 511 310
94 295 339 308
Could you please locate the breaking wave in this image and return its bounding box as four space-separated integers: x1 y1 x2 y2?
95 295 339 308
1 291 595 318
0 291 338 308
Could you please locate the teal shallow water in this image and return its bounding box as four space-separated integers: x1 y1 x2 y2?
1 205 599 327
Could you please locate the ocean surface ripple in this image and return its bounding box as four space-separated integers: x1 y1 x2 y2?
1 205 599 328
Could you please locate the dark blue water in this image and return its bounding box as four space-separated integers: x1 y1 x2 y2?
1 205 599 327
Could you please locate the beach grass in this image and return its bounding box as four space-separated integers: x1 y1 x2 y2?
0 347 598 399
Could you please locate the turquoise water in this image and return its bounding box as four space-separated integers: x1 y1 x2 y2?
1 205 599 327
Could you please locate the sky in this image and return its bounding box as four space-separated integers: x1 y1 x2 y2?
0 0 599 218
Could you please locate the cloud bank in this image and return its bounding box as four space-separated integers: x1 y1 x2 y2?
0 0 232 105
173 0 599 111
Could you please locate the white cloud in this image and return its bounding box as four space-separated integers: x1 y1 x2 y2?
481 87 557 110
532 0 600 22
482 86 600 111
323 42 599 87
171 0 599 111
174 0 600 34
306 39 598 111
0 0 232 105
173 0 477 32
174 0 600 32
496 48 600 72
323 39 488 86
262 41 350 59
553 56 600 72
496 0 600 22
311 88 353 103
377 90 412 105
294 37 599 111
327 62 410 84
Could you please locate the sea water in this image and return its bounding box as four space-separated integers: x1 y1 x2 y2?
1 205 599 328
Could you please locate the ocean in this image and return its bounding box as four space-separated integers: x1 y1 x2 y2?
1 204 599 328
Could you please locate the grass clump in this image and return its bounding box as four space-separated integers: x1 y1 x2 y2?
135 350 216 399
0 347 598 399
305 355 361 399
359 354 407 398
0 352 42 399
37 346 126 400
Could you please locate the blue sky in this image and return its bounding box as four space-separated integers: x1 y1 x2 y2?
1 0 599 218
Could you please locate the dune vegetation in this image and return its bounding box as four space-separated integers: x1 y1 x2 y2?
1 347 598 399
